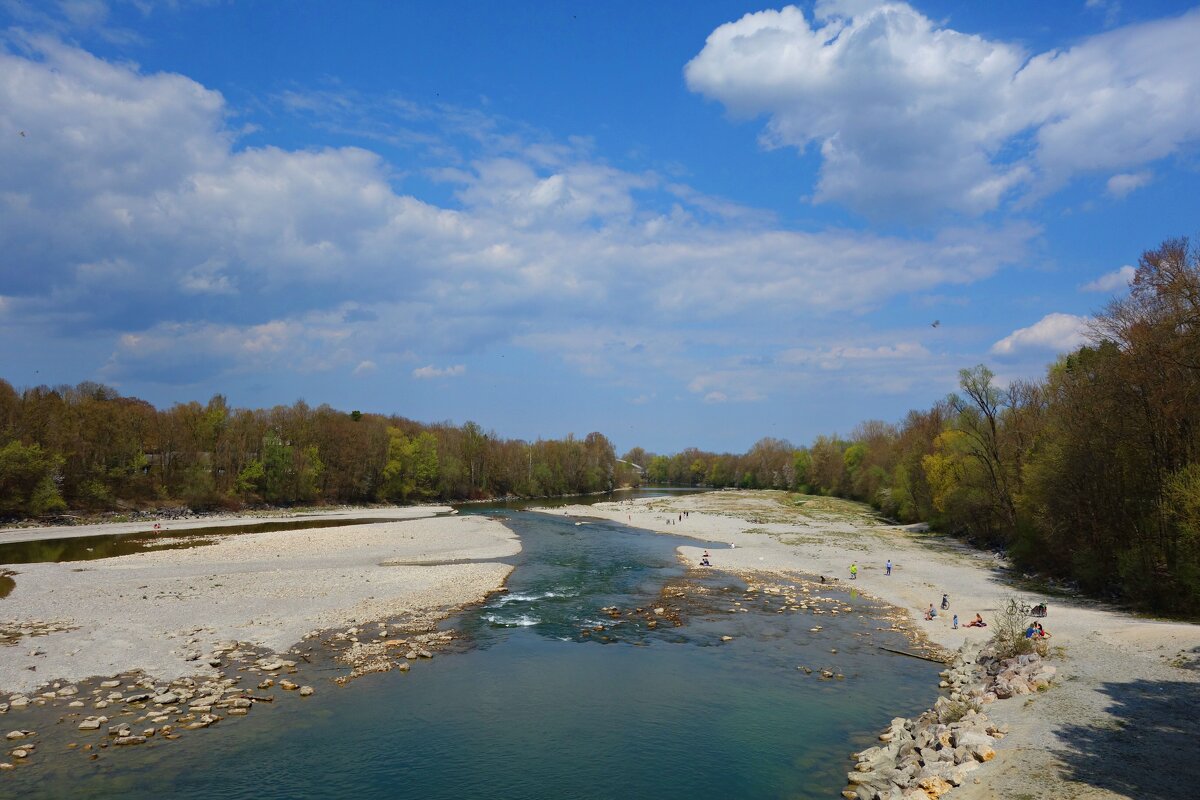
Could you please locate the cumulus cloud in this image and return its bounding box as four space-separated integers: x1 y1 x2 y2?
0 35 1038 398
1105 171 1152 198
1081 265 1136 293
990 313 1091 356
685 3 1200 218
412 364 466 379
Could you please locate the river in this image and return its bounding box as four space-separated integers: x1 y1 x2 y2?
5 494 939 798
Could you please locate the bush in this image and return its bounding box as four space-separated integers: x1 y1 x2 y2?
992 595 1046 659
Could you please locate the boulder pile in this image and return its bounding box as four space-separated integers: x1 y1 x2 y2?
843 642 1056 799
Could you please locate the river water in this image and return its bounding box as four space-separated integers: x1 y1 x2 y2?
5 497 939 798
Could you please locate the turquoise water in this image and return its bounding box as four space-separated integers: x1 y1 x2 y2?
7 507 938 798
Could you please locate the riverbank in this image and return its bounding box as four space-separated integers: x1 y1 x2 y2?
0 508 519 697
558 490 1200 800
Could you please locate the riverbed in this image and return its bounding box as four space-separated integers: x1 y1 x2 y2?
2 502 939 798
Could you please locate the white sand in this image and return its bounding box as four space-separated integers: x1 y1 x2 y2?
561 490 1200 800
0 510 518 696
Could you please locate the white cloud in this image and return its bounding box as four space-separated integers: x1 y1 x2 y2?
685 3 1200 217
412 364 466 379
1105 171 1152 198
779 341 931 368
1081 265 1136 293
990 313 1091 356
0 36 1038 397
352 360 376 376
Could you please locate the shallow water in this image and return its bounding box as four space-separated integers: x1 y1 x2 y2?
5 506 939 798
0 517 406 568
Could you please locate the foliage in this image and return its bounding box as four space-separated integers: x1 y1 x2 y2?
0 440 66 516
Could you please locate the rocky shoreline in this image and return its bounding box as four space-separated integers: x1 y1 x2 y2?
846 641 1058 799
0 603 483 773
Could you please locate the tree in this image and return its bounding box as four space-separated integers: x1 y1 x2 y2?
0 441 66 516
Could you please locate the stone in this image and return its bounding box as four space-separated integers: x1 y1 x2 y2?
6 730 31 740
78 717 107 731
721 636 733 642
114 736 147 746
298 686 314 697
99 680 121 689
279 680 298 691
152 692 179 705
918 776 954 798
11 749 28 759
57 686 78 697
396 662 410 672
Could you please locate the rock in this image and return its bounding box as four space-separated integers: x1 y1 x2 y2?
279 680 298 691
152 693 179 705
77 717 107 731
57 686 78 697
123 692 151 703
0 763 13 770
298 686 314 697
6 730 32 740
918 776 954 798
396 662 410 672
113 736 147 746
11 749 28 759
721 636 733 642
99 680 121 689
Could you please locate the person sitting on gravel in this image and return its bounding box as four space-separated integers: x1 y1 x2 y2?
966 613 987 627
924 603 937 620
1035 622 1050 638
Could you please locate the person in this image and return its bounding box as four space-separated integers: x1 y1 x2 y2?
1025 623 1038 639
850 562 858 580
923 604 935 620
885 559 892 576
952 613 959 630
1035 622 1050 638
966 613 987 628
941 593 949 610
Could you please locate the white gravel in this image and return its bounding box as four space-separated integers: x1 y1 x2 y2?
0 510 519 696
561 490 1200 800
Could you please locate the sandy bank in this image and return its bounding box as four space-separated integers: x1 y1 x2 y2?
559 491 1200 800
0 510 519 696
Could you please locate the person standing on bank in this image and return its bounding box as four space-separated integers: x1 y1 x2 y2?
850 562 858 580
885 559 892 576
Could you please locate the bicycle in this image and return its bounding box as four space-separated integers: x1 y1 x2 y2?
1005 598 1033 615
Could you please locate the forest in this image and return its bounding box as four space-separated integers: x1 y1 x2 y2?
0 384 633 515
3 235 1197 614
627 237 1200 616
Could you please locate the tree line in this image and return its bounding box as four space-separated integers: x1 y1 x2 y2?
623 236 1200 616
0 384 634 515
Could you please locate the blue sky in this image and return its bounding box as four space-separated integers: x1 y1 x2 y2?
2 0 1199 453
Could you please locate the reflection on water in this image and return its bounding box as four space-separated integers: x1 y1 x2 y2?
0 517 406 567
4 506 940 799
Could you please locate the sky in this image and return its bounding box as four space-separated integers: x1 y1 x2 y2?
2 0 1199 454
